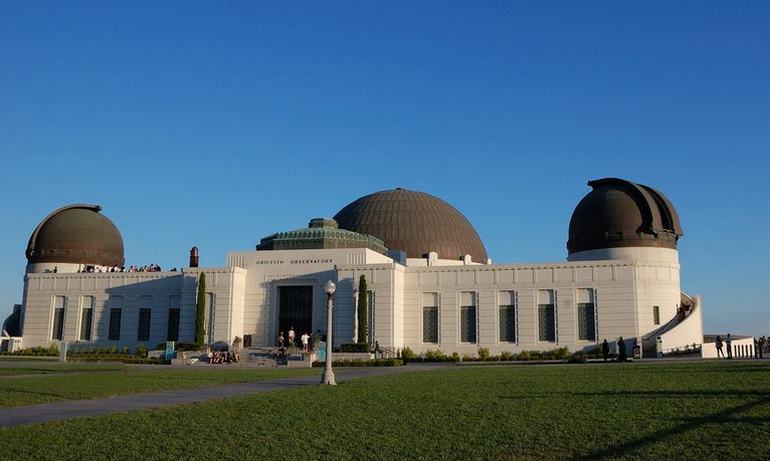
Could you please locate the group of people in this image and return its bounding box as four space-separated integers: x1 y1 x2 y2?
601 337 629 362
209 350 239 364
72 264 172 273
275 327 321 356
715 334 768 359
125 264 165 272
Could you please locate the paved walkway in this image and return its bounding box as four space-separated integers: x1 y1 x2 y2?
0 364 445 428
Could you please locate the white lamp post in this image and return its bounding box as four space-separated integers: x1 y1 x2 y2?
321 280 337 385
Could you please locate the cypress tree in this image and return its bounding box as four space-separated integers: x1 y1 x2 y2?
357 275 368 344
195 273 206 346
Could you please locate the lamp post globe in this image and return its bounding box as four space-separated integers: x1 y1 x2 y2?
322 280 336 385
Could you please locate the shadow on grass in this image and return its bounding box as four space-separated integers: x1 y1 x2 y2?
579 396 770 460
499 389 770 400
1 388 69 400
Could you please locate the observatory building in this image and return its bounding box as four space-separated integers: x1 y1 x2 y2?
5 179 706 357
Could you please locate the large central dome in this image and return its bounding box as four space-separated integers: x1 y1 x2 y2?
333 188 488 262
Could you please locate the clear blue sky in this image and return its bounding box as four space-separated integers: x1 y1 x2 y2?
1 1 768 335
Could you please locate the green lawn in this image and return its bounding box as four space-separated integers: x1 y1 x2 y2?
0 361 769 460
0 365 316 408
0 363 125 376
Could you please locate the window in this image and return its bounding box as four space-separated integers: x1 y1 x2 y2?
538 290 556 342
52 296 65 340
167 296 181 342
499 291 516 342
80 296 94 341
460 292 477 343
653 306 660 325
137 308 152 342
577 289 596 341
422 293 439 343
108 308 122 341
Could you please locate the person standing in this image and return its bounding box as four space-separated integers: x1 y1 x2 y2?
617 337 627 363
725 334 733 359
276 331 285 348
301 332 310 353
715 335 724 359
288 327 296 348
601 339 610 362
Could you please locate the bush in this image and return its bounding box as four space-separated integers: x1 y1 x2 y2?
312 358 403 367
136 344 148 358
424 349 449 362
401 346 416 363
337 343 370 353
477 347 491 360
567 351 587 364
175 342 202 352
0 345 60 357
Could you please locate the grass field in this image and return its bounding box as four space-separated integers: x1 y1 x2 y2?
0 364 316 408
0 361 769 460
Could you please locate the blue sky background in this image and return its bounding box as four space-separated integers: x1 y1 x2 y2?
0 1 768 335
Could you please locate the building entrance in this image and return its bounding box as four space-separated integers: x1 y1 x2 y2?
278 286 313 347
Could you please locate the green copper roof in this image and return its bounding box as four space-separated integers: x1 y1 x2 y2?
257 218 388 254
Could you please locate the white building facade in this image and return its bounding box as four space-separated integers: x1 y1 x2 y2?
9 179 705 357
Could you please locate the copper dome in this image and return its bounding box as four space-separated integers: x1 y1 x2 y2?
334 188 488 262
26 204 125 267
567 178 683 255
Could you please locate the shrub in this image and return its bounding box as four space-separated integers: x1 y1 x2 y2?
500 351 514 361
312 358 403 367
424 349 448 362
567 351 587 364
401 346 416 363
337 343 370 353
180 342 203 351
477 347 491 360
136 344 148 358
0 345 60 357
451 352 462 362
548 347 570 360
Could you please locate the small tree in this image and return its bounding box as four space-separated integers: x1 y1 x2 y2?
357 275 368 344
195 273 206 346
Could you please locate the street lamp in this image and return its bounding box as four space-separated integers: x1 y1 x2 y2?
321 280 337 385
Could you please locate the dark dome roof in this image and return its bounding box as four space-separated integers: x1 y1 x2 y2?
26 204 125 267
568 178 683 255
333 188 488 262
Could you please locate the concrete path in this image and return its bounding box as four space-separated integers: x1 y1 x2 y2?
0 364 444 428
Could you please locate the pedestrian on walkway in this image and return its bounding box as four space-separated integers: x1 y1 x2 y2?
602 339 610 362
617 337 627 363
726 334 733 359
715 335 724 359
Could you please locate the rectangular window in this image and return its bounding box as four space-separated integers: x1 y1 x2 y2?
499 291 516 342
52 296 65 340
167 295 181 342
460 292 477 343
80 296 94 341
577 289 596 341
167 309 180 342
653 305 660 325
538 289 556 342
137 308 152 342
108 308 122 341
422 293 439 343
